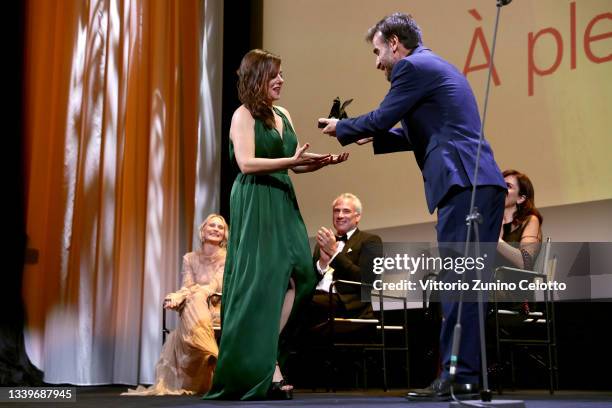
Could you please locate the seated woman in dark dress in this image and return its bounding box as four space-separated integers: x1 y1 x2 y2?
496 169 543 313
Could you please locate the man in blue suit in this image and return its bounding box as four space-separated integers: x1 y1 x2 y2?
320 13 506 401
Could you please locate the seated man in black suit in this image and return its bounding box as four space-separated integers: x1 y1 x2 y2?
307 193 383 329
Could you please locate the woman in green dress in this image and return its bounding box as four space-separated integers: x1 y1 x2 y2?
205 49 348 400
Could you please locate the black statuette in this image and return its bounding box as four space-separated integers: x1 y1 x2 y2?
318 97 353 128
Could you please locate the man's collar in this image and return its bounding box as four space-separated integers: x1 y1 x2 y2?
345 227 358 240
409 44 430 56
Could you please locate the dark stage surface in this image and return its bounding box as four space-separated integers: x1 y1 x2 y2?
7 386 610 408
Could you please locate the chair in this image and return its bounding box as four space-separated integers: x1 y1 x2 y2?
492 237 558 394
310 279 410 391
162 292 223 344
207 292 222 339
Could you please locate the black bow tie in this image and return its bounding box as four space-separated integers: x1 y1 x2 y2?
335 234 348 242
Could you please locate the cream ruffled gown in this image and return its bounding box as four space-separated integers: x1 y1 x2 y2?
122 249 224 395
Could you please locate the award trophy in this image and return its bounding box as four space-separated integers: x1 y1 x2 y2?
318 97 353 128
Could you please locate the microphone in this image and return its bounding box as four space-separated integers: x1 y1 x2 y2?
448 323 461 382
497 0 512 6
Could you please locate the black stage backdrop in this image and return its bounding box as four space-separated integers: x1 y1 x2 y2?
219 0 263 223
1 0 43 385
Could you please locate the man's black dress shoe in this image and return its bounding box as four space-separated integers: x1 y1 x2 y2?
405 378 479 401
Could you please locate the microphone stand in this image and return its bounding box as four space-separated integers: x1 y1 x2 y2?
448 1 526 407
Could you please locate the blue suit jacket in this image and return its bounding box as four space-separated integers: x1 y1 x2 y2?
336 46 505 213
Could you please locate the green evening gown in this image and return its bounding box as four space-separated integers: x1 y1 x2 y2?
204 107 316 400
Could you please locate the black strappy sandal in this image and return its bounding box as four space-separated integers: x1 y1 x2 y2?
268 378 293 400
268 363 293 400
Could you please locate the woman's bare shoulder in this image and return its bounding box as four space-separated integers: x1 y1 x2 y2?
233 105 254 122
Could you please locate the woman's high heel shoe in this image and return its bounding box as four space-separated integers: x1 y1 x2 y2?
268 379 293 400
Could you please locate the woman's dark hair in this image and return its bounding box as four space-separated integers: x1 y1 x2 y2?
237 49 281 129
503 169 543 227
366 12 422 49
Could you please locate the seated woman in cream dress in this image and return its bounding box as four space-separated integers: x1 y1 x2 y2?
123 213 227 395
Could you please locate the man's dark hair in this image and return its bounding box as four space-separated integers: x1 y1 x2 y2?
366 12 422 49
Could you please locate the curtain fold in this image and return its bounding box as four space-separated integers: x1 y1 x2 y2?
22 0 222 385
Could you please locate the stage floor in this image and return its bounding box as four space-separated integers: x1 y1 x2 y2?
51 386 612 408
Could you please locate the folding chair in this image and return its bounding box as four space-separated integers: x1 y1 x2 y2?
492 237 558 394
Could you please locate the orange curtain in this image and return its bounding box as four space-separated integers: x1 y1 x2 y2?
22 0 220 384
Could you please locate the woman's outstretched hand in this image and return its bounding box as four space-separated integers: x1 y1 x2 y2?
290 145 349 173
291 143 331 167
